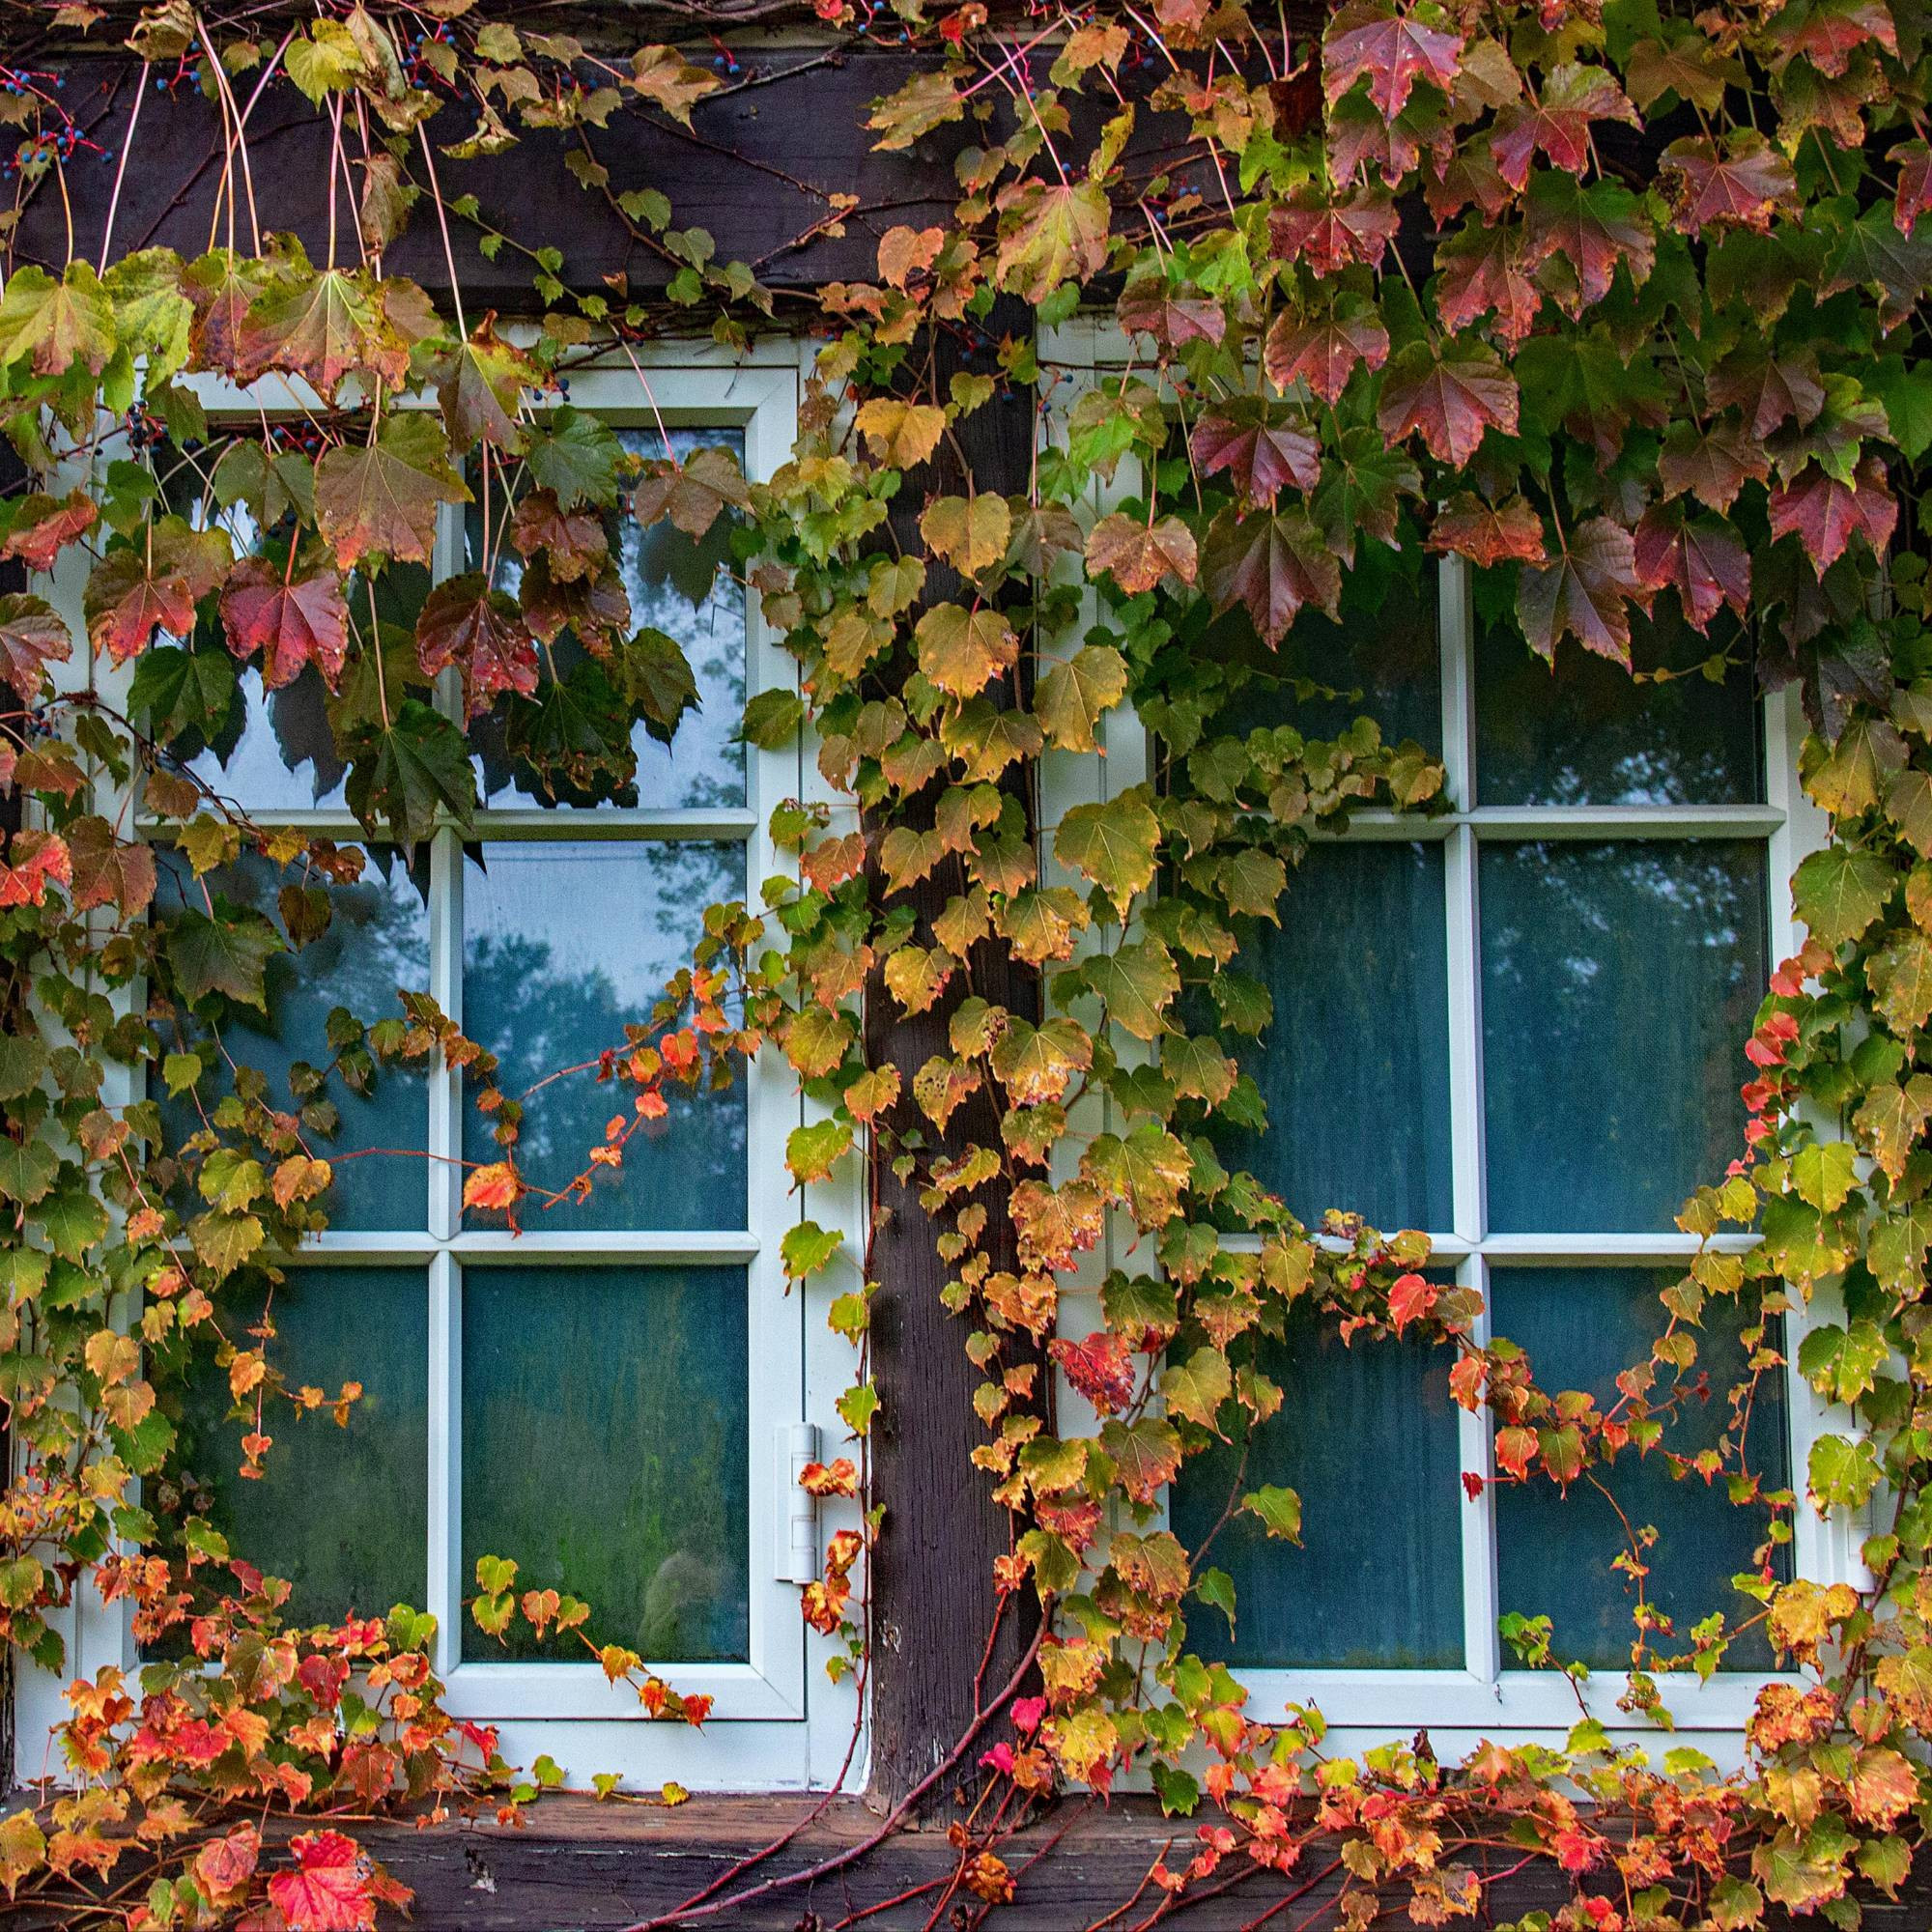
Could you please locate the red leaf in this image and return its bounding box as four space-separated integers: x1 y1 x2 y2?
1661 132 1797 238
1200 505 1341 648
1386 1271 1436 1336
1085 512 1199 594
219 557 350 691
1266 185 1399 275
1322 0 1463 120
235 264 411 402
1189 404 1321 503
511 489 611 583
1377 339 1520 469
1 491 97 572
81 520 229 664
1891 138 1932 236
1433 221 1543 347
1262 306 1389 405
1516 517 1646 665
1523 175 1655 312
520 556 632 651
1633 505 1751 634
1116 277 1226 351
415 573 539 717
1049 1331 1137 1416
1490 61 1636 192
0 827 71 907
464 1161 524 1213
1769 0 1894 76
1426 493 1546 567
0 592 72 700
268 1831 376 1932
1656 421 1771 514
1768 457 1899 572
1708 347 1825 440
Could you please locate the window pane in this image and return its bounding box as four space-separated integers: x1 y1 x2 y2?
1201 554 1440 754
462 840 748 1229
155 846 431 1232
461 1264 750 1662
1473 614 1762 806
1213 842 1452 1232
1480 840 1766 1234
173 1267 428 1625
471 427 748 810
1171 1312 1464 1668
1492 1266 1789 1672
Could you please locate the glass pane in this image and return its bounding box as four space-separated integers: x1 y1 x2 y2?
1474 611 1762 806
462 840 748 1229
173 1267 428 1626
470 427 748 810
155 846 432 1232
1480 840 1767 1234
1201 554 1440 753
1171 1310 1464 1668
461 1264 750 1662
1492 1266 1789 1672
1213 842 1452 1232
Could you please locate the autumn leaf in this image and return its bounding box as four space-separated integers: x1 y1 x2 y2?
1054 790 1160 918
1085 512 1198 593
629 44 723 124
1516 517 1646 665
855 398 948 470
415 572 538 715
434 314 536 453
1490 62 1635 192
1377 339 1519 469
1035 643 1128 753
1116 276 1225 350
315 413 469 569
1322 0 1463 119
511 489 610 582
921 494 1011 577
0 492 98 572
465 1161 524 1213
867 70 963 153
1201 505 1340 647
1661 132 1798 238
994 180 1112 303
1633 505 1751 634
1190 403 1320 503
235 262 408 400
1426 493 1546 567
343 697 478 850
0 263 116 376
1708 347 1826 440
1657 421 1770 513
634 444 750 541
1266 185 1399 274
1434 220 1544 346
1768 457 1899 572
0 594 72 700
1262 303 1389 404
219 556 351 691
914 604 1019 697
1523 173 1655 311
83 521 232 665
268 1831 376 1932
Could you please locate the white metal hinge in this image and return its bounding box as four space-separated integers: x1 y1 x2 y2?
777 1421 821 1584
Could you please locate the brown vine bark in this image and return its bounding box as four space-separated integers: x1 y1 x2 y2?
864 297 1042 1810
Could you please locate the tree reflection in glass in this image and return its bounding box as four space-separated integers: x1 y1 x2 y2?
461 840 748 1229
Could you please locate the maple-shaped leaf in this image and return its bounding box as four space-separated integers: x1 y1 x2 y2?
1515 328 1668 465
1377 339 1519 468
1116 276 1225 351
268 1831 375 1932
1657 420 1772 513
1266 185 1399 275
1516 517 1646 665
1769 0 1895 76
1201 506 1341 648
434 313 536 454
1624 33 1742 114
66 814 156 917
1523 173 1655 311
914 604 1019 697
1055 790 1161 919
525 408 623 511
520 556 632 650
1036 643 1128 753
0 492 98 572
83 521 232 665
1085 512 1199 594
166 898 285 1009
343 697 477 850
993 179 1112 303
235 260 408 401
1661 133 1797 238
1425 144 1514 224
415 573 539 716
1310 425 1421 565
634 444 750 542
1890 138 1932 237
219 556 351 691
499 658 639 803
1322 0 1463 119
0 264 116 377
615 627 698 745
1491 61 1636 191
866 70 964 153
510 489 609 582
1769 457 1899 573
1324 82 1435 189
1708 346 1826 440
184 249 281 374
0 594 72 701
1633 504 1751 634
1425 493 1546 567
629 43 724 124
1822 209 1932 328
314 414 469 569
1263 303 1389 405
854 397 949 470
1190 403 1320 504
1433 220 1543 346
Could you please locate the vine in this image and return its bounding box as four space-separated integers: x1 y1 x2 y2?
0 0 1924 1927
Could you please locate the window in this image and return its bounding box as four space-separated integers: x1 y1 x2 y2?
20 351 861 1793
1040 320 1851 1747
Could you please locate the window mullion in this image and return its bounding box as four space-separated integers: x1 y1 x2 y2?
427 1247 462 1679
1459 1254 1501 1685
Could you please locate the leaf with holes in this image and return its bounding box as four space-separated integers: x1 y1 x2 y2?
415 573 538 716
1085 512 1198 593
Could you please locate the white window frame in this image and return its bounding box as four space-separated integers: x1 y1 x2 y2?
14 340 866 1794
1039 317 1861 1761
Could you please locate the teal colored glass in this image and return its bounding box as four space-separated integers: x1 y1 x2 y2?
461 1265 751 1662
173 1267 428 1626
1171 1309 1464 1668
1217 841 1453 1233
1480 840 1768 1233
1492 1266 1789 1671
461 840 748 1229
470 426 748 810
154 847 431 1232
1473 612 1762 806
1202 553 1441 753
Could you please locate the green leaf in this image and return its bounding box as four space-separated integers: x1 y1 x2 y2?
344 698 477 851
781 1220 843 1280
165 902 285 1009
1076 940 1179 1040
1150 1760 1202 1816
526 407 624 510
0 1137 58 1208
786 1119 853 1183
1791 846 1893 948
741 688 807 749
1054 790 1161 918
837 1379 880 1435
1808 1433 1881 1509
1791 1141 1858 1212
1797 1320 1889 1406
0 1035 47 1103
1241 1484 1303 1542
